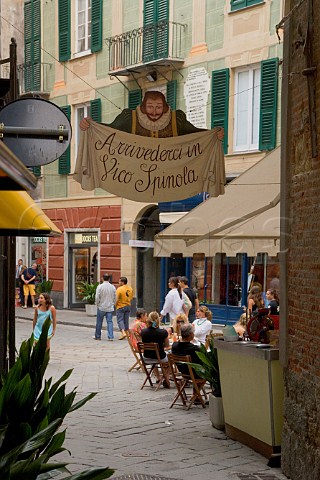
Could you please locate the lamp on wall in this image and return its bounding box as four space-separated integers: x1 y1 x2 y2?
146 71 157 82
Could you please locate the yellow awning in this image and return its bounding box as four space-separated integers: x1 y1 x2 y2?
0 191 61 236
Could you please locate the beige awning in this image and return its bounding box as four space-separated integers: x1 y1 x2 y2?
154 147 280 257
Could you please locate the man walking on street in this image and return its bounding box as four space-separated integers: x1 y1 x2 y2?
93 274 116 341
116 276 133 340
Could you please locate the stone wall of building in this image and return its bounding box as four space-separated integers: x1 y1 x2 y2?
281 1 320 478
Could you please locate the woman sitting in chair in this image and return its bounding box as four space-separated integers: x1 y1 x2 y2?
192 306 213 345
172 313 189 337
140 311 171 388
129 308 147 350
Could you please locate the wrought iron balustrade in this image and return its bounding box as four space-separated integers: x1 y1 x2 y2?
106 20 186 74
2 62 53 95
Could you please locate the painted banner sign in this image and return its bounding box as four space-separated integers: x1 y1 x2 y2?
74 120 225 203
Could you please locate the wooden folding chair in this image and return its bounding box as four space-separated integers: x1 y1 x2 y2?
137 342 169 391
125 331 143 372
167 353 207 410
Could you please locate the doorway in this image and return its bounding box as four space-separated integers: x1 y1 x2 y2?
68 233 98 308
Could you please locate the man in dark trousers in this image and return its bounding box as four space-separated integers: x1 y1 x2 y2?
179 276 199 322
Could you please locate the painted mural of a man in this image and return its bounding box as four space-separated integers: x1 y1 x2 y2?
80 90 224 140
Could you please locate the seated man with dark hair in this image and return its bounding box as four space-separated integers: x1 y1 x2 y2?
171 324 201 376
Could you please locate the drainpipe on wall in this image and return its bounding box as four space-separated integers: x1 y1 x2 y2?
279 15 291 366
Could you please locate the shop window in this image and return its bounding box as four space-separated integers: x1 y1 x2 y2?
30 237 47 283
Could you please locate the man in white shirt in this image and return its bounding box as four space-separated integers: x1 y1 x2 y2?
93 274 116 341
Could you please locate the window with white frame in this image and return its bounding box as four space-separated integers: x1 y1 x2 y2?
76 0 91 53
75 104 90 161
234 65 261 152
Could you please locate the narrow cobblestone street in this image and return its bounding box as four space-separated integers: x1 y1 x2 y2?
16 315 286 480
15 317 287 480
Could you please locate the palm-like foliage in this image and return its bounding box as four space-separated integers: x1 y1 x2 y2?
0 318 114 479
188 337 222 397
78 282 99 305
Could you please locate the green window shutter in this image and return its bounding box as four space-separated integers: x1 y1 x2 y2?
24 0 41 92
91 0 103 53
231 0 262 11
31 166 41 177
143 0 169 62
166 80 177 110
157 0 169 59
90 98 101 122
259 58 279 151
128 89 142 109
58 0 71 62
58 105 71 174
211 68 229 155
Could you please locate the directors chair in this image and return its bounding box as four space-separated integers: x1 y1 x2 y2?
125 331 143 372
168 353 207 410
137 342 169 391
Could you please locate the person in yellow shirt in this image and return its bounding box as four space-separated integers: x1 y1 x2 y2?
116 276 133 340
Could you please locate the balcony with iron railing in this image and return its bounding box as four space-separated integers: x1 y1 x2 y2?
1 62 53 96
106 20 186 75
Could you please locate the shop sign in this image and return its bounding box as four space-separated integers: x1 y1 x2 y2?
71 233 98 244
32 237 47 243
129 240 154 248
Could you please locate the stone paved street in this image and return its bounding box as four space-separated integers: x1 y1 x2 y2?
15 314 288 480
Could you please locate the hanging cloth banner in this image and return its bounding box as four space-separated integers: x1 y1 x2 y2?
74 120 225 203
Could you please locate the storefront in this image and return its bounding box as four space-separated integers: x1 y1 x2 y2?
67 231 99 308
154 148 281 324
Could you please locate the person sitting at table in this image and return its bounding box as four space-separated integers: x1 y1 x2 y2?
129 308 147 350
140 311 171 388
172 313 189 336
192 306 212 345
172 324 201 371
233 313 247 337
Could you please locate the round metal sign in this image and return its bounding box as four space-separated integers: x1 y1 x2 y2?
0 97 72 167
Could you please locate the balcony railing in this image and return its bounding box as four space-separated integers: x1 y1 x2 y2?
2 62 53 96
106 20 186 75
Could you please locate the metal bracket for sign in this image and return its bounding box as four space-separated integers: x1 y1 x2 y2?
0 97 72 167
0 124 69 141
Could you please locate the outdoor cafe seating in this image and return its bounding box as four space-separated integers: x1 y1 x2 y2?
137 342 169 391
167 353 207 410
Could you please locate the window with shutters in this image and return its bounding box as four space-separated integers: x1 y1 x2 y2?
76 0 91 54
143 0 169 63
58 0 102 61
230 0 263 12
234 65 261 152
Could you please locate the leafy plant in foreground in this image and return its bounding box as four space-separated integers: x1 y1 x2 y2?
188 336 222 397
0 317 114 479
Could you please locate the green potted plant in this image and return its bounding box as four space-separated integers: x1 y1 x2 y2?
189 336 224 430
35 279 54 294
78 281 99 316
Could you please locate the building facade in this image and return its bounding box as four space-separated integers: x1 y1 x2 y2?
280 0 320 477
20 0 283 314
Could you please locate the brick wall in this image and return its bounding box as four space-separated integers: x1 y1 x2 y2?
281 1 320 478
44 205 121 293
